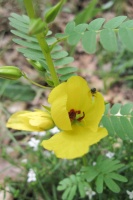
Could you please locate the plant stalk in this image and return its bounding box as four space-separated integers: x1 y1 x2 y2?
23 73 50 89
23 0 60 87
82 155 88 166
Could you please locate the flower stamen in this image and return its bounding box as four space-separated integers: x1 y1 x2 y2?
69 109 76 121
68 109 85 122
77 112 85 121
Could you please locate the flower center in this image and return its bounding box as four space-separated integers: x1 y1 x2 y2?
68 109 85 122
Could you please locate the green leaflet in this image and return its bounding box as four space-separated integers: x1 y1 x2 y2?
103 16 127 28
119 27 133 52
96 174 104 193
77 181 86 198
56 67 77 75
104 176 120 193
51 51 68 59
54 57 74 67
120 20 133 28
100 29 118 52
65 21 75 34
82 31 96 53
59 73 77 81
101 116 115 136
87 18 105 30
120 103 133 115
107 173 127 182
67 32 81 45
110 103 121 114
101 103 133 140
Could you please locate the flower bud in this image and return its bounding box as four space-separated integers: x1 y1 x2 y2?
45 0 65 23
27 59 46 72
0 66 23 80
28 18 46 35
7 110 55 132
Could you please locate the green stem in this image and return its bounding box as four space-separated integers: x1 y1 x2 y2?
82 155 88 166
7 131 25 155
23 73 50 89
38 179 50 200
23 0 35 19
23 0 60 87
36 34 60 86
50 37 68 51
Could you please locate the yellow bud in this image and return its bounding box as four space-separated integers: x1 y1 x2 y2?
0 66 23 80
7 110 55 132
38 111 55 130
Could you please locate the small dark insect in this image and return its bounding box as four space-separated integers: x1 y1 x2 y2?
91 88 97 94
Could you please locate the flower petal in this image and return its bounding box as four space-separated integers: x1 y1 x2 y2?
41 124 108 159
7 110 54 131
48 82 66 104
66 76 91 111
51 94 72 130
84 92 105 132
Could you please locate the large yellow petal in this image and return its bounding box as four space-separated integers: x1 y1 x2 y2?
7 110 54 131
66 76 92 112
84 92 105 132
51 94 72 130
48 82 66 104
41 124 108 159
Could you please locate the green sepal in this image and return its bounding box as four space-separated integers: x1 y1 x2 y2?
28 18 47 35
27 59 46 72
42 105 51 112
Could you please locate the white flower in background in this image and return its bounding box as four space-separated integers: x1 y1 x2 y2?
28 137 40 151
86 188 96 199
105 151 115 159
21 158 27 163
43 150 52 157
38 131 46 136
6 147 14 153
31 131 46 137
127 191 133 199
27 169 36 183
49 127 60 134
92 162 96 166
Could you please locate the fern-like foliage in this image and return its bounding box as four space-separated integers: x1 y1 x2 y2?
57 156 127 200
56 16 133 53
82 156 127 194
57 173 88 200
9 13 77 81
101 103 133 140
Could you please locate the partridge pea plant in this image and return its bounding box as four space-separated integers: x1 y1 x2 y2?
1 0 133 199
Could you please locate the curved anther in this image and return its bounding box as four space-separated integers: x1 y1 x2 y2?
77 112 85 121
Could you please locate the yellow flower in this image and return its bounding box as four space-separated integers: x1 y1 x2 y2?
7 110 54 131
41 76 108 159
